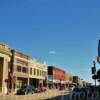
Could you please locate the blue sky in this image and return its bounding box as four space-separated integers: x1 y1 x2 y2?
0 0 100 83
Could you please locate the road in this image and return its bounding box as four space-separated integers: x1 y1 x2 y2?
1 93 100 100
0 94 71 100
47 93 100 100
0 90 71 100
2 90 100 100
46 94 71 100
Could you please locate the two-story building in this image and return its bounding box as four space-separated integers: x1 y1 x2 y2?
48 66 66 89
11 50 30 92
29 59 48 88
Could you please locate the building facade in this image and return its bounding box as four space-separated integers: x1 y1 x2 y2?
0 43 48 95
65 72 73 84
73 76 81 85
48 66 66 89
29 59 48 88
11 50 30 91
0 44 12 95
11 50 48 92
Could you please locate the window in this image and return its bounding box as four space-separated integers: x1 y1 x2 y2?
37 69 39 76
30 68 32 75
42 71 44 76
34 68 36 75
17 66 21 72
22 67 28 73
42 71 46 77
17 59 28 66
40 70 42 76
45 72 47 77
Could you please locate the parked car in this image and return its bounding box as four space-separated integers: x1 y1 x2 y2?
35 87 47 93
40 87 47 92
71 87 80 100
34 88 41 93
59 85 66 90
17 85 37 95
69 85 75 91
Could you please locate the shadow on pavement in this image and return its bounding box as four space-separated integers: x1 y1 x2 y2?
45 94 100 100
45 94 70 100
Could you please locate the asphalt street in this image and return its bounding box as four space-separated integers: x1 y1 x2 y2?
47 94 100 100
0 90 70 100
46 94 71 100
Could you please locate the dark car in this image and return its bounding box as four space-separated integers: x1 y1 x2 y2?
78 86 99 100
17 85 36 95
59 85 66 90
73 87 80 92
34 87 47 93
71 87 80 100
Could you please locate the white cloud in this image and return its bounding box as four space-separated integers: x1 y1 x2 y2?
49 50 56 54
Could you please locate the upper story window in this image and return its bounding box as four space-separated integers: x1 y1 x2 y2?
37 69 39 76
44 72 47 77
16 59 28 66
22 67 28 73
40 70 42 76
30 68 32 75
17 66 21 72
42 71 47 77
34 68 36 75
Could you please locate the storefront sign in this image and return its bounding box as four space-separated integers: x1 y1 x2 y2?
48 75 53 81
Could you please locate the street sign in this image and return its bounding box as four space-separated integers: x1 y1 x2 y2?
48 75 53 81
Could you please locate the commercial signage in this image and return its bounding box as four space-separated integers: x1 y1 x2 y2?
48 75 53 81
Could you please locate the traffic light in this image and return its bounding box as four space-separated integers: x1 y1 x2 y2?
91 67 96 74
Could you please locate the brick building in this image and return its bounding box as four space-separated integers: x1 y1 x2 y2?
48 66 66 89
11 50 30 92
0 43 48 95
65 72 73 84
73 76 81 85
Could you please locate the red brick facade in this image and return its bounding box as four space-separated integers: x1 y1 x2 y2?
48 66 66 82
